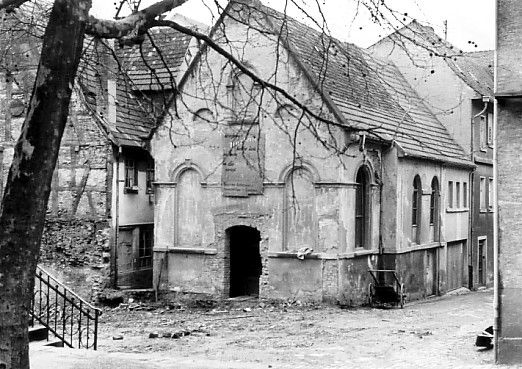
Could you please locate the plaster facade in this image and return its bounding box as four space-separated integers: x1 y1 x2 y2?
370 24 495 290
151 4 473 305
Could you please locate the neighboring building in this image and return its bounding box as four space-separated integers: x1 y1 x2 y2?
74 28 200 291
0 7 198 298
370 21 495 290
496 0 522 363
150 0 473 304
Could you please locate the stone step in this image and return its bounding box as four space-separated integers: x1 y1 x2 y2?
29 325 48 342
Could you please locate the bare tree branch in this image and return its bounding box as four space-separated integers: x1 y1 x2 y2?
85 0 188 42
0 0 29 12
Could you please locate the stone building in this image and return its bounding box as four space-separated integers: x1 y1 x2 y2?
370 21 495 290
150 0 474 304
496 0 522 363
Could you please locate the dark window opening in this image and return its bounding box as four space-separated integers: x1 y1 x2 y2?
355 167 371 249
412 176 422 244
430 177 439 225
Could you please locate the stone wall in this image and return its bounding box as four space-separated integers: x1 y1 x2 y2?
39 219 111 302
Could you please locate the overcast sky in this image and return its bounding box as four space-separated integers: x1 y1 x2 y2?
90 0 494 51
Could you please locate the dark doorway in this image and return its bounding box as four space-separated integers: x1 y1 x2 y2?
227 226 262 297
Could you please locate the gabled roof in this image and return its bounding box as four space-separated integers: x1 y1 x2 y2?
372 20 493 97
78 27 195 148
221 1 469 165
121 27 193 91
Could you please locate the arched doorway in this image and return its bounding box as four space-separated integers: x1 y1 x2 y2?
227 226 262 297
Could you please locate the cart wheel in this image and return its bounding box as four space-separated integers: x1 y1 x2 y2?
399 284 405 309
368 283 374 307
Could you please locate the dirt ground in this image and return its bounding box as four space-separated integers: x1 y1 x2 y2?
69 289 501 369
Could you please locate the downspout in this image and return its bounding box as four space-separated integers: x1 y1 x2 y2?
113 146 122 288
493 2 500 356
469 100 489 289
493 97 499 358
438 164 443 295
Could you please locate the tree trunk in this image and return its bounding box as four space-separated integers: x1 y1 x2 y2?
0 1 90 368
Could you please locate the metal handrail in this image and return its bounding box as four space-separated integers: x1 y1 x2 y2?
30 265 102 350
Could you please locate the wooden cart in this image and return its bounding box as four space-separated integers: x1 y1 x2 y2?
368 269 406 308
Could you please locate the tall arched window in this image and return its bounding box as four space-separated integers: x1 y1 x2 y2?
355 166 371 249
284 168 316 251
430 177 440 241
412 175 422 244
177 169 203 247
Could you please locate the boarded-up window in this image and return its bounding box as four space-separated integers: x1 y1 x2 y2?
177 169 203 247
284 168 316 251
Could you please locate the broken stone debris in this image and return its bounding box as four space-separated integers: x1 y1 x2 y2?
149 329 198 339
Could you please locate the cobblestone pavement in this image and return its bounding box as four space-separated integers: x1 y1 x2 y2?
31 289 519 369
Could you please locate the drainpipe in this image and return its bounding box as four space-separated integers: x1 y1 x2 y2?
493 96 499 358
113 146 122 288
469 100 489 289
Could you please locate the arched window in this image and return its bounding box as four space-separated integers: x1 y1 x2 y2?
412 175 422 244
284 168 316 251
430 177 440 241
355 166 371 249
229 71 260 121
